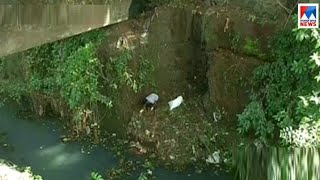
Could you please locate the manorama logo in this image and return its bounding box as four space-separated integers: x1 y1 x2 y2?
298 3 319 29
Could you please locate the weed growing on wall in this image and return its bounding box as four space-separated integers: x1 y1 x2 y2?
137 53 156 91
243 38 265 59
230 32 241 53
107 49 136 93
106 48 155 96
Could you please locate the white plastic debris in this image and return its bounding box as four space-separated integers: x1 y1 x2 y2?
146 93 159 104
141 32 148 38
168 96 183 111
85 126 91 135
140 32 149 46
169 155 175 160
206 151 220 164
145 129 151 136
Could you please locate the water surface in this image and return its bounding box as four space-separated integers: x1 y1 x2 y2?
0 104 232 180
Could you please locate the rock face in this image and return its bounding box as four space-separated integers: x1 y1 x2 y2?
101 4 284 134
206 48 262 122
100 7 207 135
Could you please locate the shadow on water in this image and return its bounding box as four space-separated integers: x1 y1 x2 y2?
0 104 232 180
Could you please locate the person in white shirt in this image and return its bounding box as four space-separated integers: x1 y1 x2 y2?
141 93 159 112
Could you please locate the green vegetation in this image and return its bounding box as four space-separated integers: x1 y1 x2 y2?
107 49 136 92
229 33 266 60
137 160 156 180
237 15 320 147
230 32 241 53
237 98 274 143
234 15 320 179
105 159 156 180
243 38 265 59
91 172 104 180
0 28 155 137
234 146 320 180
107 50 155 94
0 29 108 134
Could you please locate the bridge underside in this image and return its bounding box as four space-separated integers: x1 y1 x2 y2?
0 1 133 57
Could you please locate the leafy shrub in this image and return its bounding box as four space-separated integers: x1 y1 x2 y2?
58 43 110 109
237 15 320 146
1 27 156 135
237 98 274 143
107 50 135 92
280 120 320 147
106 49 155 95
0 29 107 129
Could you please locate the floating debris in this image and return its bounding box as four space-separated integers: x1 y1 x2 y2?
61 137 71 143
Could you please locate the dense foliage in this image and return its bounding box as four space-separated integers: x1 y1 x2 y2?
25 30 108 125
238 16 320 147
0 27 155 135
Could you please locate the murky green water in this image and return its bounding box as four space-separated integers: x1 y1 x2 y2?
0 104 232 180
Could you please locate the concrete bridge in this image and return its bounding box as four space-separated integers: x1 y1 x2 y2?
0 0 150 57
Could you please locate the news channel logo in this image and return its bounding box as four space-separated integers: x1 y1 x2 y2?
298 3 319 29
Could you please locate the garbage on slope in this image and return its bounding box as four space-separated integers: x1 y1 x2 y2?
168 96 183 111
